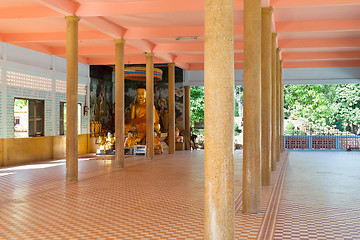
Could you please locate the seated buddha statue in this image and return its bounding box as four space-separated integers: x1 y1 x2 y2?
125 88 161 144
124 131 136 148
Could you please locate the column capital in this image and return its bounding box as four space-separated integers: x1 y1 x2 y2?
114 38 126 44
65 16 80 22
277 48 281 53
168 62 175 67
261 7 273 14
145 52 154 57
272 32 278 38
280 60 283 64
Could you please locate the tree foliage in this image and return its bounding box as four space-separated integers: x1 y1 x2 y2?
190 86 244 123
284 84 360 133
190 86 205 123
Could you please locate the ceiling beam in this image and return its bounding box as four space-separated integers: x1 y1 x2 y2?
188 63 244 71
81 17 127 39
36 0 79 15
0 5 62 19
273 0 360 7
15 42 53 55
76 0 205 16
283 60 360 68
52 45 143 56
283 51 360 61
279 38 360 49
75 0 359 16
88 55 166 65
124 25 243 39
175 53 244 63
1 31 111 43
277 19 360 33
127 39 156 53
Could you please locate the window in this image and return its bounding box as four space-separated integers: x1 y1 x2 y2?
14 98 44 138
60 102 82 135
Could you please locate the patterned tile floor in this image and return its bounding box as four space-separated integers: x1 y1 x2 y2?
1 150 274 239
0 149 295 239
274 151 360 240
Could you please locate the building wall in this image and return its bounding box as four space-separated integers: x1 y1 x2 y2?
0 42 91 167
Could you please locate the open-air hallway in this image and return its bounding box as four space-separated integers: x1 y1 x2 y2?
1 150 358 239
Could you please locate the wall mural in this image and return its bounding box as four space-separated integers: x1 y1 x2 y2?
124 66 184 133
90 66 114 135
90 65 184 136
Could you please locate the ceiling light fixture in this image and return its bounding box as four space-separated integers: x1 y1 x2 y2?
176 36 198 41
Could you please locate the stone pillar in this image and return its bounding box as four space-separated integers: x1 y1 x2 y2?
204 0 234 238
184 86 191 150
114 39 125 167
146 52 154 160
271 33 277 171
261 7 273 186
280 60 285 151
66 16 79 181
243 0 261 213
168 63 176 154
276 48 281 162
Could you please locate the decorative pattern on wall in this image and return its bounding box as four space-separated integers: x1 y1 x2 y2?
55 80 87 95
7 71 51 91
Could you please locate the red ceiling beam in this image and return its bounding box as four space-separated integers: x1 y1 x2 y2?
36 0 79 15
154 42 244 53
283 51 360 61
14 42 53 55
175 53 244 63
52 45 143 56
75 0 359 16
279 38 360 49
277 19 360 33
188 63 244 71
76 0 205 16
88 56 166 65
0 5 62 19
1 31 111 43
81 17 127 39
124 24 243 39
272 0 360 7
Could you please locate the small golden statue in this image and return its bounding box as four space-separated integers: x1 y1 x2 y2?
154 131 163 154
125 131 136 148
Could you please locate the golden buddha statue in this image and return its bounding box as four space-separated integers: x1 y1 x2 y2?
125 88 161 144
124 131 136 148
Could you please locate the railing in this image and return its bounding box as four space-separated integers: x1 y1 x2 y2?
284 135 360 150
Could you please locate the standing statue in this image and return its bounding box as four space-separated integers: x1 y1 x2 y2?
125 88 161 144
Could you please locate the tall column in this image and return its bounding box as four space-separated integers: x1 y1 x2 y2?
204 0 234 238
114 39 125 167
168 63 176 154
146 52 154 160
184 86 191 150
280 60 285 151
261 7 273 186
271 33 277 171
276 48 281 162
243 0 261 213
66 16 79 181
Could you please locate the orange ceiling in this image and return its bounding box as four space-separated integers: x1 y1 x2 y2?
0 0 359 70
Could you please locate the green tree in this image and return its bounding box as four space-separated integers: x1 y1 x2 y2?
190 86 205 123
283 84 360 133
